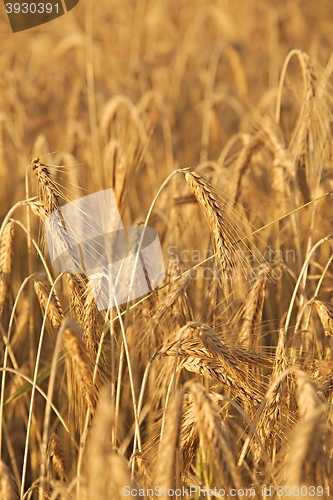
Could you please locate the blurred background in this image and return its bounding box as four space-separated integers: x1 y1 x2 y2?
1 0 333 212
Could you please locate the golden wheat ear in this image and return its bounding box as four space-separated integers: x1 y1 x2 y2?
183 169 235 275
182 167 254 302
31 158 63 217
33 277 64 334
161 322 265 411
62 320 98 430
48 432 69 483
66 274 103 361
0 221 15 319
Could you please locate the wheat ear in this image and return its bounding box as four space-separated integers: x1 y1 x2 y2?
62 321 97 427
33 278 64 332
48 432 69 483
183 168 236 286
0 222 15 318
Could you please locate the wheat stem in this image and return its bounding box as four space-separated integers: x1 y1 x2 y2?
38 320 69 500
0 274 36 462
20 272 65 499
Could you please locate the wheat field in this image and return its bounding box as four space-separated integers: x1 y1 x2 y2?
1 0 333 499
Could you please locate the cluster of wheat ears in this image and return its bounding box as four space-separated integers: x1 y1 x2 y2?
1 1 333 499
